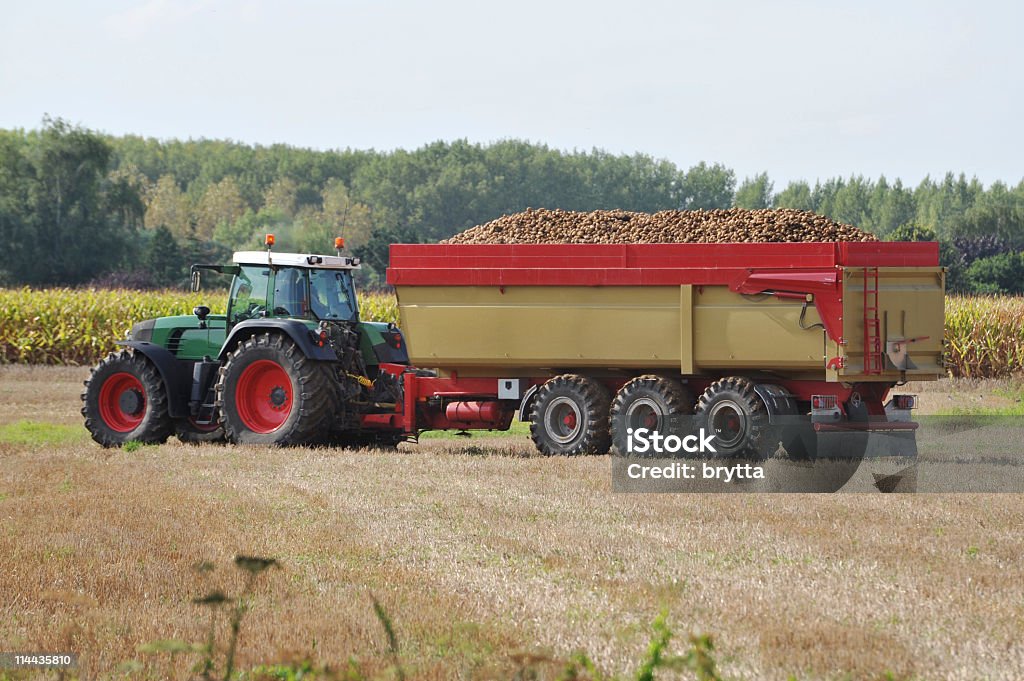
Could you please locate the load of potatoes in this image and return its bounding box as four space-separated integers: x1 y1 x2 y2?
441 207 877 244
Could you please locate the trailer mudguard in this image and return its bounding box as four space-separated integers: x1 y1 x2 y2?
218 319 337 362
518 383 541 423
115 340 192 418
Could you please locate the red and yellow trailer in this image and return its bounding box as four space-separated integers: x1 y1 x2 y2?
372 241 944 458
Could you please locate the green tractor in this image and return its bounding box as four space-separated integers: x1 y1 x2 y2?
81 239 409 448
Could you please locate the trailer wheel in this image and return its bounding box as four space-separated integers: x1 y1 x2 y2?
81 350 173 448
695 376 769 457
530 374 611 456
217 333 338 446
610 375 694 455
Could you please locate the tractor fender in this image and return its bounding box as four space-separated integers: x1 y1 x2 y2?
218 319 337 362
116 340 192 418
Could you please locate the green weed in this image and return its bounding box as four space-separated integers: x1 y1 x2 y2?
0 420 85 447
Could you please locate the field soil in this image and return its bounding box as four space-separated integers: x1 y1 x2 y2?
1 366 1023 679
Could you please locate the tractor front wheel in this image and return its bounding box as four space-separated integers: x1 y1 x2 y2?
81 350 173 447
217 333 337 445
529 374 611 456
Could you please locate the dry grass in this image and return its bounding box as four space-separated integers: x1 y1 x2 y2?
2 368 1024 679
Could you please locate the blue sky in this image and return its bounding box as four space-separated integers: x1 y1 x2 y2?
2 0 1021 187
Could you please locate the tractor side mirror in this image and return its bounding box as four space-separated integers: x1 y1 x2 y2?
190 269 201 292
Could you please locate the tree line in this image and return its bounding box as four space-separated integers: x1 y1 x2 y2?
2 117 1023 292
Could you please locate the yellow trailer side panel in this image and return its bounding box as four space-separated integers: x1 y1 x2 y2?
396 284 828 374
691 287 824 370
397 285 683 369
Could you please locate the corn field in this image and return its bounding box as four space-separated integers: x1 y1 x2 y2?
944 295 1024 378
1 288 1021 378
0 288 398 365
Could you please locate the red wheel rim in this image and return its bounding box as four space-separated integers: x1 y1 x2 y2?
235 360 293 433
98 372 146 432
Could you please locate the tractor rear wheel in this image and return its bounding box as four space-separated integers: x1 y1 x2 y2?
81 350 173 447
217 333 338 446
610 375 695 455
694 376 769 457
529 374 611 456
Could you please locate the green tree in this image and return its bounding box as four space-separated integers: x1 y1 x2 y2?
214 207 289 251
4 118 139 285
143 225 184 287
887 223 936 242
262 176 299 219
773 181 814 211
965 252 1024 294
316 179 373 251
680 162 735 209
145 174 192 239
195 176 248 240
733 172 773 209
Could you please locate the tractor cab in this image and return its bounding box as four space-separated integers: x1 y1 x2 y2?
224 251 361 325
185 240 407 372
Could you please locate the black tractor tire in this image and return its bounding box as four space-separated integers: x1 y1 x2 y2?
174 416 226 445
610 375 695 455
81 350 173 448
529 374 612 456
216 333 339 446
694 376 770 458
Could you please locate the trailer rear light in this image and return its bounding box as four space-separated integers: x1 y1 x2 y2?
811 395 837 411
893 394 917 410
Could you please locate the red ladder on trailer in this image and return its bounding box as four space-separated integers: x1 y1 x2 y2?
862 267 883 374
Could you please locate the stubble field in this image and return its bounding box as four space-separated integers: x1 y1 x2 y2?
1 366 1023 680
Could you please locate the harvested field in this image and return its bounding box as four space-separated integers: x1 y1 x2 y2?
2 366 1024 679
442 208 877 245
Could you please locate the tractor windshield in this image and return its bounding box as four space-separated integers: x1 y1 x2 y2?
229 265 271 322
309 268 358 321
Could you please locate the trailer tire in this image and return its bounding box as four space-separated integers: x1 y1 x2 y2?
695 376 769 458
217 332 338 446
530 374 611 456
610 375 694 455
81 350 173 448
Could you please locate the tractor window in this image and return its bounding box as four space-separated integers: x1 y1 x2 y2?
309 269 358 321
272 267 310 318
229 266 270 322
